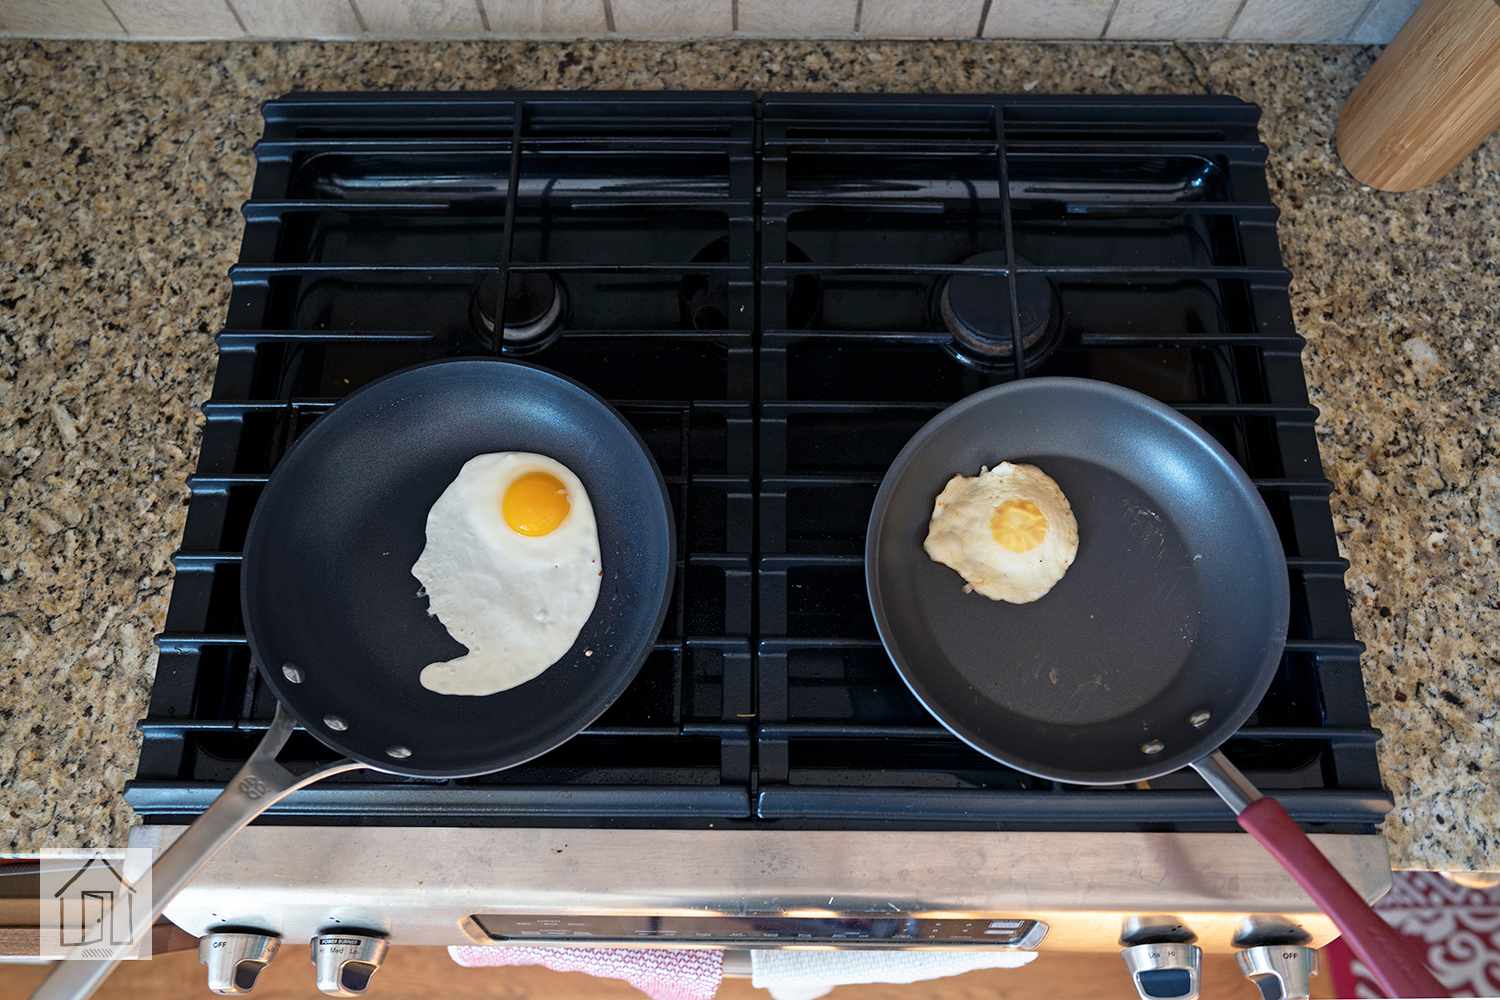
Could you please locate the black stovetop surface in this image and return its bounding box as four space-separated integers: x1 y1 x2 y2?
128 92 1390 833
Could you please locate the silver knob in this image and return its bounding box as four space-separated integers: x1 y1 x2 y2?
1121 942 1202 1000
1237 944 1317 1000
199 931 280 994
311 933 389 996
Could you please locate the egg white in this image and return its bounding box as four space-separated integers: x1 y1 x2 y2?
923 461 1078 604
412 452 602 696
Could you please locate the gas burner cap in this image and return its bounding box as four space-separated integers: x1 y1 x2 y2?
474 271 563 346
939 251 1059 370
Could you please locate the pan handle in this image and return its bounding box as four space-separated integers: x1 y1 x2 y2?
1193 752 1446 999
31 705 367 1000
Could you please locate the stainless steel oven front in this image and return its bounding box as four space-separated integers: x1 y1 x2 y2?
133 825 1389 973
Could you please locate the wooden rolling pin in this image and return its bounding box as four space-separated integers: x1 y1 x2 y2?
1337 0 1500 191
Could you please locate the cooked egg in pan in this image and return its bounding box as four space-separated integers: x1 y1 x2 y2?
412 453 602 696
924 461 1078 604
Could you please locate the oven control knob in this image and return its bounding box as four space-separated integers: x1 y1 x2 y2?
311 932 389 996
1121 942 1202 1000
199 931 280 994
1236 944 1317 1000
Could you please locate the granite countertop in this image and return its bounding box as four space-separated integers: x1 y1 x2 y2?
1 38 1495 871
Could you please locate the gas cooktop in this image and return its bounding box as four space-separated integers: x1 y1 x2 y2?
129 91 1389 835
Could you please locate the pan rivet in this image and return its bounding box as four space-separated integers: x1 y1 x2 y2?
1140 740 1165 755
1189 710 1212 728
281 663 303 684
386 746 412 760
323 715 348 732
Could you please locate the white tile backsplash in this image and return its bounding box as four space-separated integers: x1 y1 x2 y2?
1230 0 1372 42
1108 0 1242 40
481 0 608 35
1349 0 1419 44
354 0 484 35
611 0 732 36
983 0 1114 39
2 0 1411 42
109 0 245 37
233 0 362 38
739 0 858 36
0 0 122 35
861 0 986 38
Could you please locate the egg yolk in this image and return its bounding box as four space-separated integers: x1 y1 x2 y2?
991 499 1048 553
502 471 570 537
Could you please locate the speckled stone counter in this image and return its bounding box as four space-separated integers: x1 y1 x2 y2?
2 39 1495 871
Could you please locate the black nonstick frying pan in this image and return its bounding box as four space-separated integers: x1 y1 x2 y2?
37 359 674 1000
866 378 1444 1000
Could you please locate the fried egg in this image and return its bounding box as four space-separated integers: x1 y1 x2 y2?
412 452 601 696
924 462 1078 604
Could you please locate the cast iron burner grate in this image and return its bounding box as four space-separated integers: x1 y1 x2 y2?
127 91 1390 834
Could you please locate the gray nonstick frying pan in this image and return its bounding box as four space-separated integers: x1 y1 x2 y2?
36 359 675 1000
866 378 1443 999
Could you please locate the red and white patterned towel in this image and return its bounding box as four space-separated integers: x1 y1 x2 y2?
451 943 1037 1000
1326 871 1500 998
450 945 724 1000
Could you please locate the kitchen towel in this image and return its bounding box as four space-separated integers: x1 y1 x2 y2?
449 944 723 1000
749 947 1038 1000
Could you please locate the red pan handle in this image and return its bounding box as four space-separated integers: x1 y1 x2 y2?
1237 798 1445 998
1175 756 1441 1000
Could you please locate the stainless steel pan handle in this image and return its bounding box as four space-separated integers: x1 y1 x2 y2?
31 705 366 1000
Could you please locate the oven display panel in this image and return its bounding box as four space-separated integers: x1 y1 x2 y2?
472 914 1044 947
